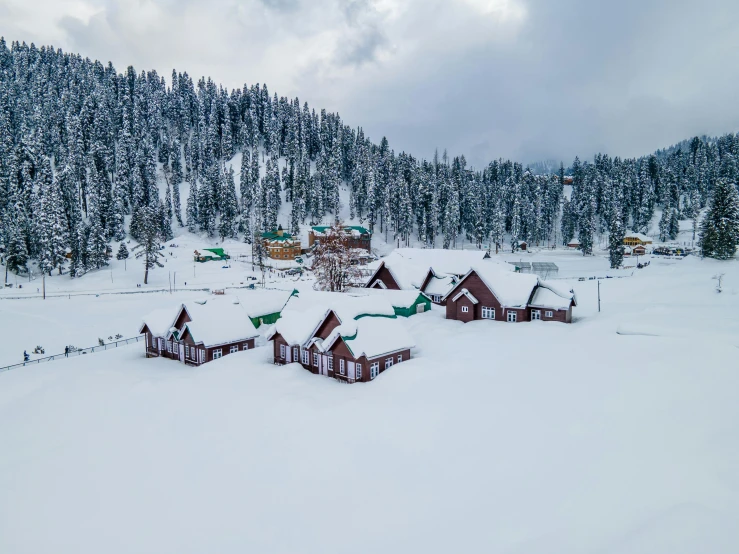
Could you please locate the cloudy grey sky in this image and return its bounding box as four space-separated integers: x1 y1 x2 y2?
2 0 739 167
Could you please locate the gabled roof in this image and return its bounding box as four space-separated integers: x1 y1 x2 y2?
443 265 539 308
422 271 457 297
139 308 178 336
387 248 494 276
529 282 577 310
452 288 479 304
267 292 396 346
624 232 653 241
181 298 259 347
239 289 297 318
322 317 415 360
262 229 296 241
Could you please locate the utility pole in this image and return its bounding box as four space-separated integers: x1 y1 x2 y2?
597 280 601 312
42 273 46 300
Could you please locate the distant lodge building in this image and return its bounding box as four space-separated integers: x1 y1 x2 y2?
262 226 301 260
267 293 418 383
624 245 647 256
623 233 653 247
443 265 576 324
308 225 372 252
193 248 230 263
139 290 295 366
567 239 581 249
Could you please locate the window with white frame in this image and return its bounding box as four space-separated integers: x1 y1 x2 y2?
356 364 362 380
280 344 286 358
167 342 172 353
243 343 250 350
385 357 393 369
185 345 189 357
339 359 345 375
230 345 238 354
200 349 205 363
213 349 223 359
313 352 319 366
481 306 495 319
461 306 469 313
531 310 541 321
507 311 517 322
370 362 380 379
302 349 309 365
328 357 334 370
545 311 553 318
397 354 403 363
293 347 299 360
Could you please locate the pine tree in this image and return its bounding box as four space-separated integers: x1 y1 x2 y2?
219 165 239 240
132 205 164 284
35 158 68 275
668 208 680 240
608 207 625 269
163 181 174 239
116 241 129 260
186 179 198 231
699 177 739 259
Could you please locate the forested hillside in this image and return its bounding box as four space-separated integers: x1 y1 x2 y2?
1 39 738 278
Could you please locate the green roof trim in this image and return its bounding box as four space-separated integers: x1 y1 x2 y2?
353 313 397 321
261 230 295 241
203 248 227 257
311 225 371 235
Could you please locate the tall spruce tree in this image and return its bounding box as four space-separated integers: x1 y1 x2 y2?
699 176 739 259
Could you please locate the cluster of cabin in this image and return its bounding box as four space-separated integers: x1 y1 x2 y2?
139 289 295 365
364 248 576 323
140 247 578 384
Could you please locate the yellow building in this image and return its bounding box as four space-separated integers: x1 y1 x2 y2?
623 233 653 247
261 226 301 260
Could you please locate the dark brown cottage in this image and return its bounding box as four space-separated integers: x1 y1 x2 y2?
364 261 403 290
268 302 415 383
442 266 576 323
140 297 260 366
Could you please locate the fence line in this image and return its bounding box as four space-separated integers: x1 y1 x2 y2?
0 335 144 373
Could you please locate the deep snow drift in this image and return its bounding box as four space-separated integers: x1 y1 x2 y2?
1 255 738 554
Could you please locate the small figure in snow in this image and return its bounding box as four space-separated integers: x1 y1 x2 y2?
23 350 29 362
64 346 69 358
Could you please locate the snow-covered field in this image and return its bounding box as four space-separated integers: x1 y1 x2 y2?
1 250 739 553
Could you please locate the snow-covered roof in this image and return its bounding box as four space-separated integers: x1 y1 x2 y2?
284 291 396 322
368 248 510 291
386 248 495 277
267 306 327 346
268 292 397 346
568 238 581 245
445 265 539 308
624 232 653 242
349 288 428 309
140 308 177 336
529 282 576 310
422 273 456 296
182 297 259 347
323 317 415 360
238 289 296 318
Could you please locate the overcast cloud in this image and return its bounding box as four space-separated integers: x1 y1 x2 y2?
2 0 738 167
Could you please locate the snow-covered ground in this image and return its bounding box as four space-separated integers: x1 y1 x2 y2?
1 251 739 553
